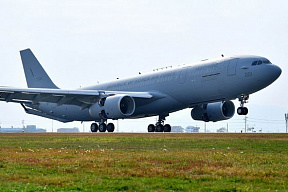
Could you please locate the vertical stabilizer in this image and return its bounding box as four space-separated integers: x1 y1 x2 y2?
20 49 59 89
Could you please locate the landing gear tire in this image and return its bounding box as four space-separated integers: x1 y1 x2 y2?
237 107 243 115
243 107 248 115
237 107 248 115
148 124 155 132
148 114 172 133
163 124 171 132
155 124 164 132
99 123 107 132
90 123 98 132
238 94 249 116
107 123 115 132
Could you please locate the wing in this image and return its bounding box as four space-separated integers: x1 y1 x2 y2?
0 87 153 109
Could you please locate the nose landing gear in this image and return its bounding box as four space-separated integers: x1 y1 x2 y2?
237 94 249 115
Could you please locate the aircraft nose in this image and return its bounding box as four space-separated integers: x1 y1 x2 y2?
271 64 282 80
256 64 282 89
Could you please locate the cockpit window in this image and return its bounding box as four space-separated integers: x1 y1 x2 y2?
262 59 271 64
252 61 258 66
251 59 271 66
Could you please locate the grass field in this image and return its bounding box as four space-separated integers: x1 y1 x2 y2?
0 133 287 191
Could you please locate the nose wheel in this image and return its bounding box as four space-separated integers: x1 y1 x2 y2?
237 94 249 115
237 107 248 115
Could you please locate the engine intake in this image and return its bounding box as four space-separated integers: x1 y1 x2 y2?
191 101 235 122
89 95 135 119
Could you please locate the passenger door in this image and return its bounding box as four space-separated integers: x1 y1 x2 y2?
227 59 239 76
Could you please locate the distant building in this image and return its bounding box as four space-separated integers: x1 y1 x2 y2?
57 127 79 133
185 126 200 133
0 127 23 133
217 127 227 133
171 126 184 133
247 127 256 133
24 125 46 133
0 125 46 133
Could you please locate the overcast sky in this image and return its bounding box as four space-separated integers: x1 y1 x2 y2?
0 0 287 132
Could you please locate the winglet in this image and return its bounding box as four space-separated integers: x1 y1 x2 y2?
20 49 59 89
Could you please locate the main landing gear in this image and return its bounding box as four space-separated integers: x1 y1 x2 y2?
90 120 115 133
237 94 249 115
147 115 171 132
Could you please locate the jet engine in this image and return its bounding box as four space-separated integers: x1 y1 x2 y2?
89 95 135 119
191 101 235 122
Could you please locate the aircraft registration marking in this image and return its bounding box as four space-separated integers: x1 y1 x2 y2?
245 72 253 77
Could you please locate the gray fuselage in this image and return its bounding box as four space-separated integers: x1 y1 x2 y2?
38 55 281 122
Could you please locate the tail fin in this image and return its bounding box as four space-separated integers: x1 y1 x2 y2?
20 49 59 89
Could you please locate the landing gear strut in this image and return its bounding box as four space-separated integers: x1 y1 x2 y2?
147 114 171 132
237 94 249 115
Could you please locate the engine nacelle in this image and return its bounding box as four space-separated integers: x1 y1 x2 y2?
89 95 135 119
191 101 235 122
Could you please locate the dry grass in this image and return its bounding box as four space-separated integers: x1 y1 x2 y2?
0 133 287 191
